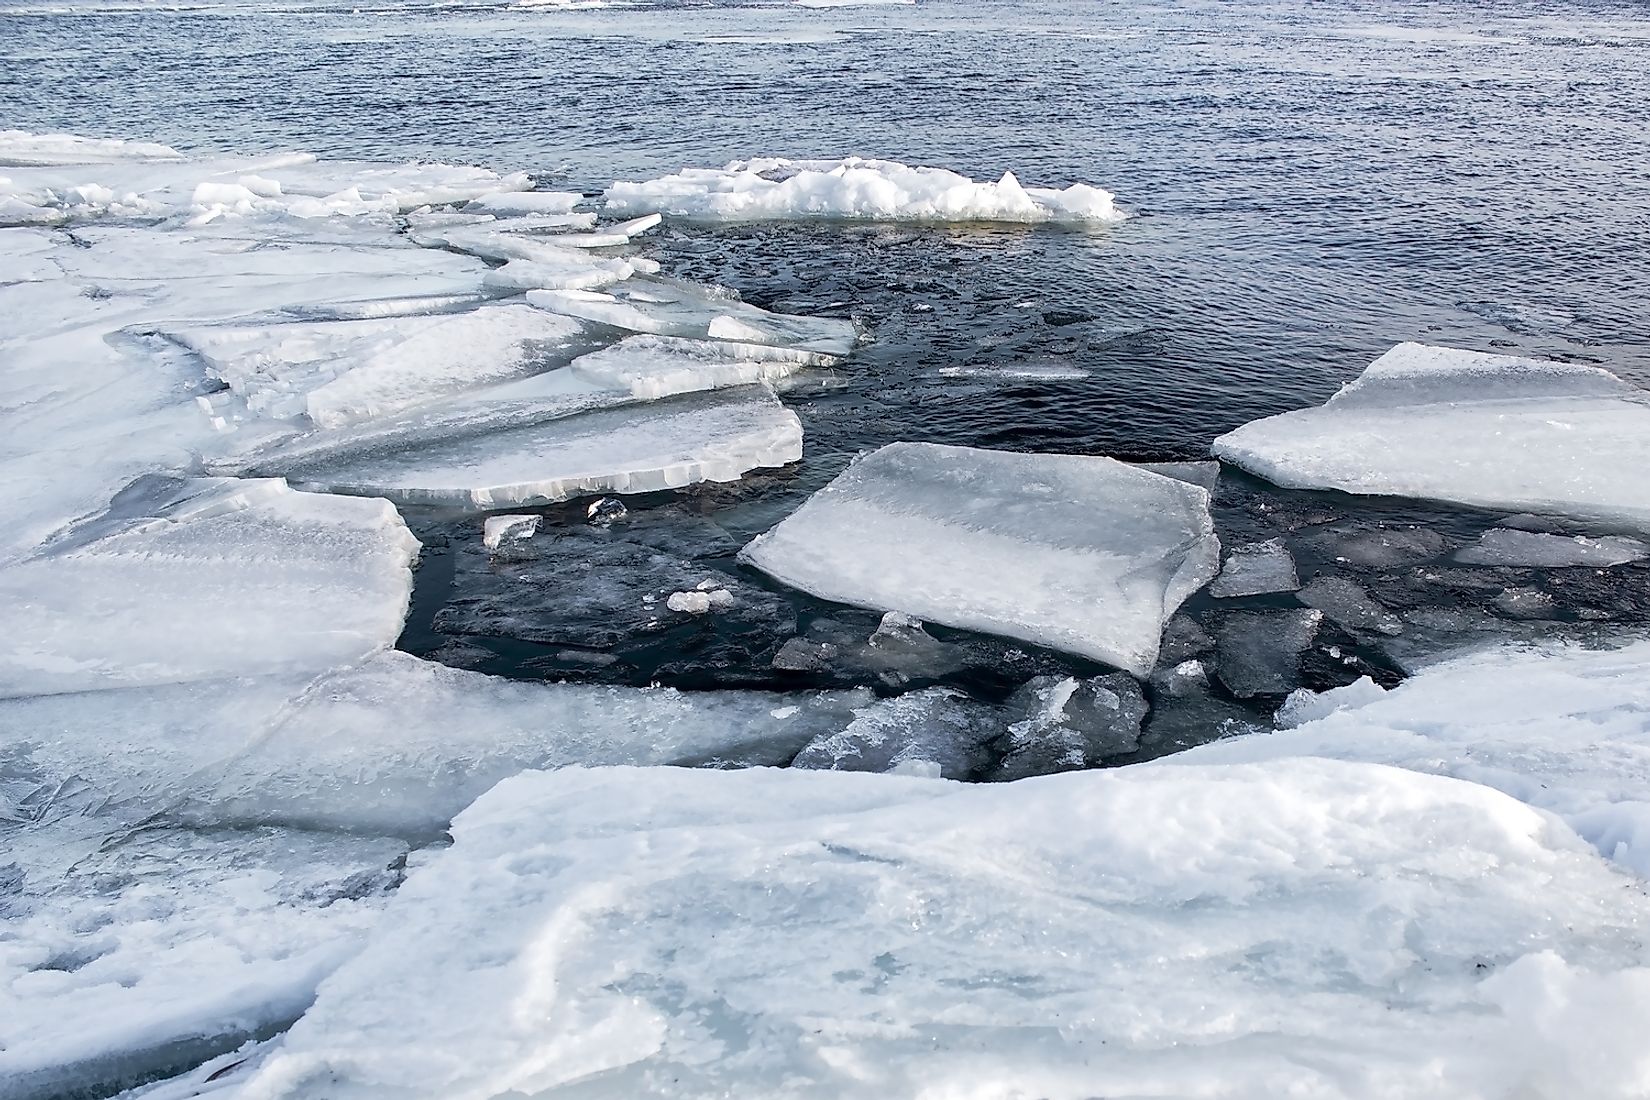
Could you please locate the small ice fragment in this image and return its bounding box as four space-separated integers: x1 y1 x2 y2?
1456 528 1650 568
1297 576 1404 636
1208 538 1300 598
587 497 628 526
483 514 540 550
890 758 943 778
770 705 800 720
667 591 713 614
1213 609 1324 698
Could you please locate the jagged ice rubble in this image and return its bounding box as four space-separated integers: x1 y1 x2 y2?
3 132 1650 1100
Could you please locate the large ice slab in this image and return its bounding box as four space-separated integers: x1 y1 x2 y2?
233 761 1650 1100
289 385 803 510
0 478 418 695
167 305 584 428
1213 342 1650 531
1178 638 1650 877
741 443 1220 675
606 156 1127 225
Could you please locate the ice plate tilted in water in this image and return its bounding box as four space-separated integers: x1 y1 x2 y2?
740 442 1220 676
1213 342 1650 532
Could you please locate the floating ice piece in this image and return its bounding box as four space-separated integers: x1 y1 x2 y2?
1456 528 1650 568
292 385 803 510
527 280 857 356
569 334 832 399
791 686 997 779
1208 538 1299 597
1214 342 1650 532
482 513 540 550
991 672 1148 780
168 305 585 428
666 588 734 613
1299 575 1404 635
1134 459 1220 493
0 478 418 695
464 190 584 215
1180 638 1650 877
1213 608 1323 697
234 761 1650 1099
606 157 1127 225
741 443 1220 676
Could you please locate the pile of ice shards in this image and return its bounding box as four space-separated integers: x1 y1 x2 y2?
6 131 1650 1100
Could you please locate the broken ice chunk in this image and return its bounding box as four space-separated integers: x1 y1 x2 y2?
526 280 857 356
1298 575 1404 636
482 514 540 550
482 255 635 292
1208 538 1300 598
791 687 997 779
291 385 803 510
1134 460 1220 494
167 305 584 428
741 442 1220 676
666 589 734 614
569 334 834 400
0 478 418 695
1213 609 1324 697
989 672 1148 781
1213 343 1650 531
1456 528 1650 568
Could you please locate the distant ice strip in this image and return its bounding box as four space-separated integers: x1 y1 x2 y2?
605 156 1127 224
741 442 1219 675
1213 342 1650 532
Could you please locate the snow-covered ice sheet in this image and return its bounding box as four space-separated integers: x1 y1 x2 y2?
0 824 405 1100
1213 342 1650 531
0 478 418 695
290 385 803 510
167 305 585 428
1179 638 1650 877
741 442 1220 675
232 761 1650 1100
0 651 869 841
606 157 1127 225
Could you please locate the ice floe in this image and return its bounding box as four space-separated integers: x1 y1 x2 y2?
288 385 803 510
568 333 833 399
741 442 1220 676
1456 527 1650 567
1214 342 1650 532
0 478 418 696
606 156 1127 224
230 760 1650 1099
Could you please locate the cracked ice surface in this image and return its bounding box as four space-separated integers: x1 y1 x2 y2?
1214 342 1650 532
605 156 1128 225
231 761 1650 1100
741 442 1220 676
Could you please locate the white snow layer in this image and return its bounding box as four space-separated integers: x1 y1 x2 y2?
605 157 1127 224
1213 342 1650 532
741 442 1220 675
232 760 1650 1100
1181 638 1650 878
